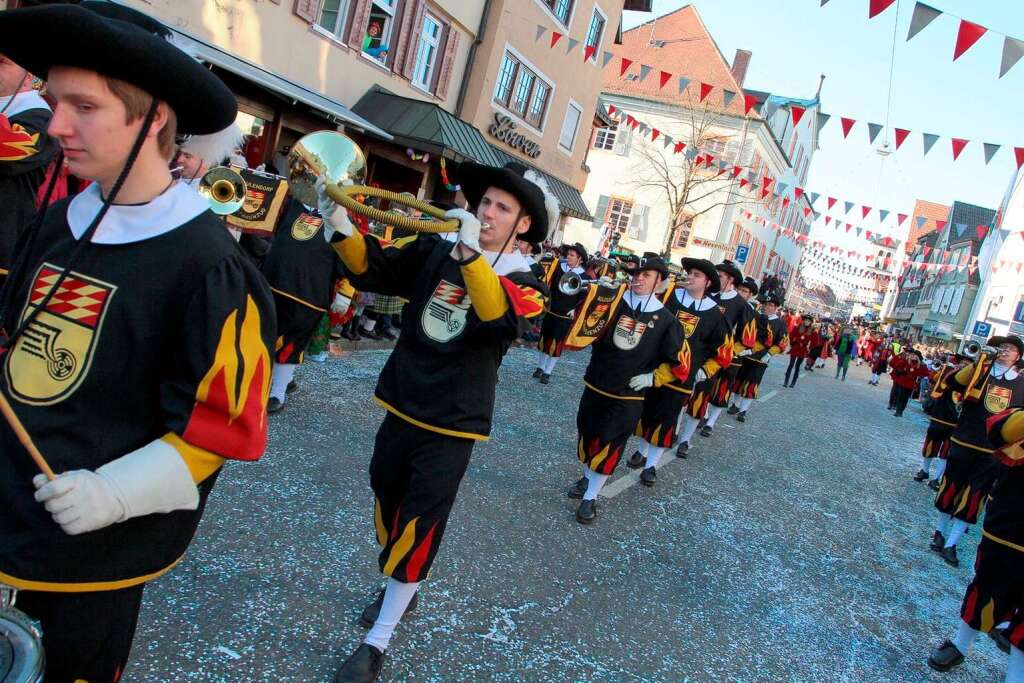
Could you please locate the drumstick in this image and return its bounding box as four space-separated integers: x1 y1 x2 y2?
0 391 56 481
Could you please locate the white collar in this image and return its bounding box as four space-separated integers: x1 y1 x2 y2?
484 249 532 276
560 262 584 275
718 288 738 300
768 314 779 320
622 289 663 313
0 91 50 118
992 363 1020 381
677 289 717 311
68 181 209 244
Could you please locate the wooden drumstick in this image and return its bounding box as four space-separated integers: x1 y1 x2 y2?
0 391 56 481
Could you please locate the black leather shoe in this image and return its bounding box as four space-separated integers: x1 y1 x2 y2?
380 329 398 341
286 379 299 394
727 405 739 415
532 368 543 379
568 477 586 499
267 397 284 414
675 440 689 458
939 544 959 567
927 640 965 672
334 643 385 683
640 467 656 487
626 450 644 469
913 469 928 482
576 499 597 524
539 373 551 385
343 328 361 341
358 588 419 629
736 411 746 423
359 328 384 341
699 425 713 438
928 479 941 491
989 626 1012 655
929 531 946 552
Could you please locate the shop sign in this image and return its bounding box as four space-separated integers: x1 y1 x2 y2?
488 113 542 158
691 237 735 254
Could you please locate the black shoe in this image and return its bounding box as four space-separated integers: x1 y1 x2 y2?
568 477 586 499
675 440 689 458
939 544 959 567
334 643 385 683
928 479 941 491
727 405 739 415
626 450 645 469
343 328 361 341
359 328 384 341
532 368 543 379
267 397 284 414
380 329 398 341
929 531 945 552
539 373 551 385
927 640 965 672
358 588 419 629
640 467 656 487
699 425 713 438
894 411 903 417
736 411 746 423
989 626 1012 655
286 379 298 394
576 499 597 524
913 469 928 482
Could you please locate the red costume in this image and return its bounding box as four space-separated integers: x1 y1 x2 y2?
788 328 812 358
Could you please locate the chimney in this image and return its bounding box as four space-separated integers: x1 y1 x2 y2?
730 49 752 87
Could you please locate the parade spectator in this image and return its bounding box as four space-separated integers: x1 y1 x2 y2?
889 348 930 416
833 326 856 381
785 314 813 388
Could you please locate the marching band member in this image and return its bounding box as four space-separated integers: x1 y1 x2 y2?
533 242 586 383
566 255 689 521
0 5 275 681
915 353 969 488
931 335 1024 567
322 161 549 682
729 291 788 423
626 257 728 477
701 260 756 438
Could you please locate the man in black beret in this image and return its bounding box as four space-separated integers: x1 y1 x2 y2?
0 5 275 681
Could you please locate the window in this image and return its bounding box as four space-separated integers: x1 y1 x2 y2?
584 7 606 62
362 0 399 65
493 50 553 130
411 14 443 91
527 81 550 128
606 197 633 232
673 214 694 248
1013 296 1024 323
540 0 574 25
594 123 618 150
949 285 966 316
705 137 727 157
494 53 517 105
559 101 583 152
318 0 351 37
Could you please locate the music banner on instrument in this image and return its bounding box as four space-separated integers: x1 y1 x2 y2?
225 168 289 236
563 283 625 351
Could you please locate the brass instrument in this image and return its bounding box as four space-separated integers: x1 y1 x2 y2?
198 166 246 215
287 131 460 233
558 271 600 296
962 340 996 359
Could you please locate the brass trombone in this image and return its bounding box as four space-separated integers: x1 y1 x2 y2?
558 271 601 295
198 166 247 215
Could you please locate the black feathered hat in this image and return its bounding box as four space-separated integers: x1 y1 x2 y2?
681 257 721 294
458 161 558 244
566 242 588 262
738 276 759 296
989 335 1024 357
761 294 782 306
0 5 236 135
715 259 743 285
636 254 669 279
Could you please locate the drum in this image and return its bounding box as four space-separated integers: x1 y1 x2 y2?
0 605 44 683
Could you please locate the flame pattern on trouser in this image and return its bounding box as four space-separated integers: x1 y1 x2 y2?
685 379 712 419
959 537 1024 648
538 312 573 358
370 413 475 583
271 291 324 364
934 443 999 524
576 386 644 475
636 385 689 447
709 363 741 408
734 359 769 400
922 422 954 459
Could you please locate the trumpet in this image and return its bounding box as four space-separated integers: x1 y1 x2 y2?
558 272 601 295
198 166 247 215
962 340 996 358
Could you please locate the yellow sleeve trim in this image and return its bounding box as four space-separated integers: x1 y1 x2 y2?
460 255 508 322
752 341 767 353
163 432 225 484
653 363 675 387
1002 410 1024 445
332 233 369 275
955 362 976 386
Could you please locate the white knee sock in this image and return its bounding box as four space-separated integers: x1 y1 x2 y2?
639 440 650 457
678 414 700 444
645 445 666 469
543 354 559 374
269 363 297 402
705 405 723 427
1007 645 1024 683
536 349 547 370
361 316 377 332
935 512 952 535
945 519 969 548
739 397 753 411
932 459 947 481
921 456 932 474
364 578 421 652
952 620 979 655
871 373 879 383
582 467 608 501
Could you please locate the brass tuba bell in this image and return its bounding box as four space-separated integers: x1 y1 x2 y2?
198 166 247 215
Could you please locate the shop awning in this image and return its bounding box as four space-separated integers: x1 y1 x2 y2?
352 87 592 221
171 31 392 141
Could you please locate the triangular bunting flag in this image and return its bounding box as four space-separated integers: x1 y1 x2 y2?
810 192 820 205
662 135 673 149
897 213 908 226
651 128 660 142
923 246 932 257
953 19 987 62
677 77 691 95
739 178 749 188
976 225 989 241
844 201 854 214
804 207 812 218
790 105 806 127
674 141 686 154
879 209 890 222
602 51 615 69
762 176 774 190
894 128 910 150
607 105 616 116
841 117 856 138
867 122 883 144
951 137 969 160
782 197 791 209
584 45 597 62
1015 147 1024 170
761 188 770 199
922 132 940 156
638 64 653 82
722 89 736 108
983 142 1001 164
825 216 832 226
816 112 831 131
856 227 862 237
619 57 633 77
794 187 804 200
732 165 742 177
535 25 547 42
862 205 872 219
566 37 580 54
659 70 672 89
550 32 563 48
694 155 704 167
866 230 873 240
827 196 837 210
869 0 897 18
936 220 947 230
777 182 789 195
907 2 942 41
699 82 714 102
1000 37 1024 78
743 94 758 114
955 223 967 237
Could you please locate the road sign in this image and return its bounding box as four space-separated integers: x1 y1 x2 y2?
972 320 992 337
734 244 749 264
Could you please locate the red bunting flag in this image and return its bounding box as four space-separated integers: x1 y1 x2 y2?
846 223 852 233
1015 147 1024 170
651 128 660 141
699 82 714 102
760 188 770 199
923 246 932 257
840 118 856 138
659 70 672 89
825 216 832 225
827 196 837 210
584 45 597 62
897 213 907 226
743 94 759 114
732 165 742 177
607 105 617 116
951 137 969 160
866 231 873 240
705 154 715 167
894 128 910 150
936 220 947 230
976 225 989 241
694 155 703 166
782 197 791 209
883 236 893 247
953 20 987 62
674 141 686 154
619 57 633 77
740 178 749 188
550 32 563 48
790 105 806 126
862 205 872 219
794 187 804 200
762 176 774 190
804 207 812 217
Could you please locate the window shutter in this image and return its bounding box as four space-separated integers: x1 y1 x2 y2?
627 204 646 240
434 29 460 100
592 195 610 228
614 125 632 156
636 205 649 242
347 0 374 50
395 0 426 79
293 0 321 22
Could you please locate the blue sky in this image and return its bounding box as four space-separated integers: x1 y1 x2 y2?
623 0 1023 247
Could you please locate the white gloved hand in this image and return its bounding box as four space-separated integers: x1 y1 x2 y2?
738 348 753 357
316 177 354 242
34 470 124 536
445 208 482 256
598 276 613 286
628 372 655 391
694 368 708 385
331 293 352 315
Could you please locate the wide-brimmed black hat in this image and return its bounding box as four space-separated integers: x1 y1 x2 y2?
989 335 1024 357
715 259 743 285
0 5 236 134
458 161 557 243
905 347 923 360
636 255 669 279
565 242 588 262
761 295 782 306
738 276 759 295
681 257 721 294
80 0 172 37
801 313 814 321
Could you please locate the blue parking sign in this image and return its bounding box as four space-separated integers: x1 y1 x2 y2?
973 321 992 337
735 244 749 264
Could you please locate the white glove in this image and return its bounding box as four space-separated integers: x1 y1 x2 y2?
598 276 614 286
445 208 482 256
33 440 199 536
738 348 753 357
331 293 352 315
694 368 708 384
628 372 655 391
316 178 354 241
